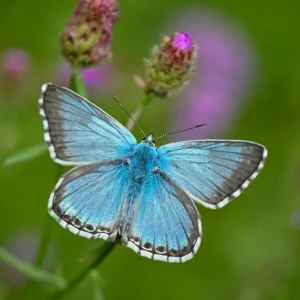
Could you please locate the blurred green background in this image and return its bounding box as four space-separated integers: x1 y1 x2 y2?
1 0 300 299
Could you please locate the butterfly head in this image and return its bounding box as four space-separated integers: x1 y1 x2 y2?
141 133 156 148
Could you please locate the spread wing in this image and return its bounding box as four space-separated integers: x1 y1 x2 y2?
157 140 267 209
49 160 130 240
38 83 136 166
124 169 201 263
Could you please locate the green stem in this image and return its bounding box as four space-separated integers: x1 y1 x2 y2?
35 217 53 268
50 243 115 300
126 104 143 131
69 67 88 97
0 247 66 289
31 65 86 278
48 87 149 298
126 94 155 131
141 93 155 106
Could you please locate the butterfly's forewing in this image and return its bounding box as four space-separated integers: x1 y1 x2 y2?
49 160 130 240
125 169 201 263
39 83 136 166
157 140 267 209
40 83 267 263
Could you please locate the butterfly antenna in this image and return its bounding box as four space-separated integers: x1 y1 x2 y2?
153 124 206 141
111 95 146 137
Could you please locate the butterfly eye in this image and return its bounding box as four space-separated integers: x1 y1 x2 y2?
123 158 131 166
153 140 156 145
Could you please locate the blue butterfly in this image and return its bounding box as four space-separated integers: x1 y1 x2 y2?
39 83 267 263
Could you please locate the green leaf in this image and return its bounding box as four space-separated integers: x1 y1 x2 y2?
0 247 66 289
90 270 105 300
3 142 47 166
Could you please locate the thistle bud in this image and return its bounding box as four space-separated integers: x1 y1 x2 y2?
144 32 195 98
60 0 119 68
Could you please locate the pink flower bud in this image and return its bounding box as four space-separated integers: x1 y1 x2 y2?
170 32 193 55
144 32 196 98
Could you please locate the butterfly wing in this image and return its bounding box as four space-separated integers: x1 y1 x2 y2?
157 140 267 209
49 159 130 240
38 83 136 166
124 169 201 263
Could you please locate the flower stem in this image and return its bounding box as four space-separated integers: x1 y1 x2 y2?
0 246 66 289
50 242 115 300
141 93 155 106
126 94 155 131
69 67 87 97
126 104 143 131
48 88 150 298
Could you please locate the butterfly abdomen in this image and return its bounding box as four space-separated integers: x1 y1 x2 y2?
120 143 159 234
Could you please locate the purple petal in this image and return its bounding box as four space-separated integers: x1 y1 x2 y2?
171 32 194 52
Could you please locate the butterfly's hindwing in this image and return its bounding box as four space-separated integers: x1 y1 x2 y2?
40 83 268 263
49 160 130 240
124 169 201 263
39 83 136 166
157 140 267 209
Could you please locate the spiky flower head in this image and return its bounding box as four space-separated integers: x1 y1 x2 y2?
60 0 119 68
144 32 196 98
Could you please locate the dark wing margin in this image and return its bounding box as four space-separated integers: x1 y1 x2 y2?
157 140 267 209
48 159 129 241
124 169 201 263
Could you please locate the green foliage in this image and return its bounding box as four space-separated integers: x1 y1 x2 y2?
0 246 66 289
3 143 47 167
0 0 300 300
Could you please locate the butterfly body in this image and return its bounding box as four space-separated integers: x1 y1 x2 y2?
39 83 267 263
130 140 157 179
118 139 158 234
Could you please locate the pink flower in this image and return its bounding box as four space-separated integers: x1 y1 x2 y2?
168 10 258 139
171 32 194 54
1 48 30 83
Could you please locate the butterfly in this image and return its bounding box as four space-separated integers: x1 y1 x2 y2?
39 83 267 263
